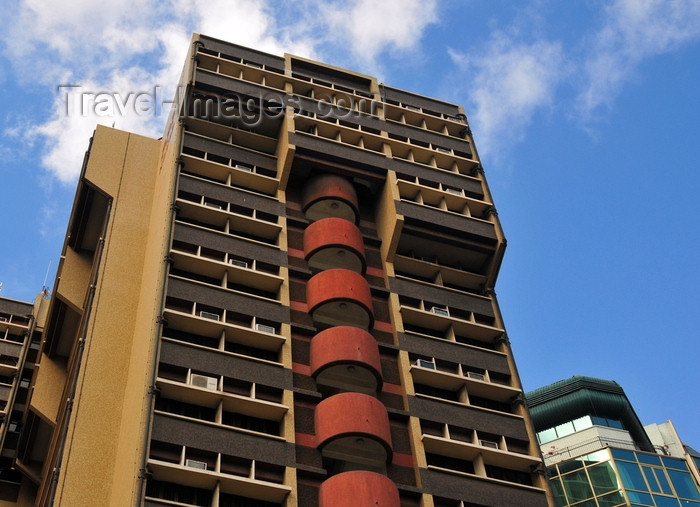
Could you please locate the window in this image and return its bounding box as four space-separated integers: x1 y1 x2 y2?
554 421 576 439
560 469 593 504
587 461 618 496
616 460 647 491
416 359 436 369
667 470 700 500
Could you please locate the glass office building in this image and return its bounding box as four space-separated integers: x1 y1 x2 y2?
548 447 700 506
528 377 700 507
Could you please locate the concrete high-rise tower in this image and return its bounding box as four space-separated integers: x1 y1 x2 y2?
6 34 552 506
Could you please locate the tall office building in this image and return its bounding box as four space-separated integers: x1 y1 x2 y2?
5 34 551 506
0 295 47 503
527 376 700 506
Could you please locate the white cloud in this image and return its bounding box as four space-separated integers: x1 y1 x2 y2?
2 0 442 184
1 0 314 184
577 0 700 114
26 74 166 184
323 0 438 71
450 35 565 158
7 0 442 185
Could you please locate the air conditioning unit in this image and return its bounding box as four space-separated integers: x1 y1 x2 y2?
185 459 207 470
190 374 218 390
234 163 253 172
416 359 436 370
255 323 276 334
229 259 248 268
445 187 462 195
0 317 7 322
430 306 449 316
479 440 499 449
199 311 220 321
467 371 485 381
204 201 223 210
434 146 451 154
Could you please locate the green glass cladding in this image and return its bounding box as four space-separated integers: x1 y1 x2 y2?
548 448 700 506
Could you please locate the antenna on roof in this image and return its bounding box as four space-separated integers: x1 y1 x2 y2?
42 261 52 299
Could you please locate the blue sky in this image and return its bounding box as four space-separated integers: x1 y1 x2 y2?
1 1 699 447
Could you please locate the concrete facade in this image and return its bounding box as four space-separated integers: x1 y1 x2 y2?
2 34 551 507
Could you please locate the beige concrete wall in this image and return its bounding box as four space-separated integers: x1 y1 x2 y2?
54 248 92 311
29 353 66 424
109 123 180 506
374 170 402 268
50 126 170 506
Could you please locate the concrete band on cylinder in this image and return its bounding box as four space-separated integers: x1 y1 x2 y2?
314 391 393 458
302 173 359 224
318 471 400 507
310 326 383 390
306 269 374 329
303 217 366 274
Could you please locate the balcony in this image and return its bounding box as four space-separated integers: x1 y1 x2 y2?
303 217 366 273
179 151 278 197
420 466 547 507
149 413 291 500
162 300 284 354
175 196 281 246
183 128 278 171
169 248 283 297
146 456 290 504
397 177 491 217
319 471 399 507
393 253 487 295
155 376 287 423
310 326 382 394
315 392 393 466
0 313 30 336
195 50 287 92
399 301 502 343
422 432 539 472
301 173 359 224
395 200 497 246
306 269 374 329
395 231 496 280
0 341 22 377
383 101 473 141
410 361 519 404
172 222 285 272
387 132 478 176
